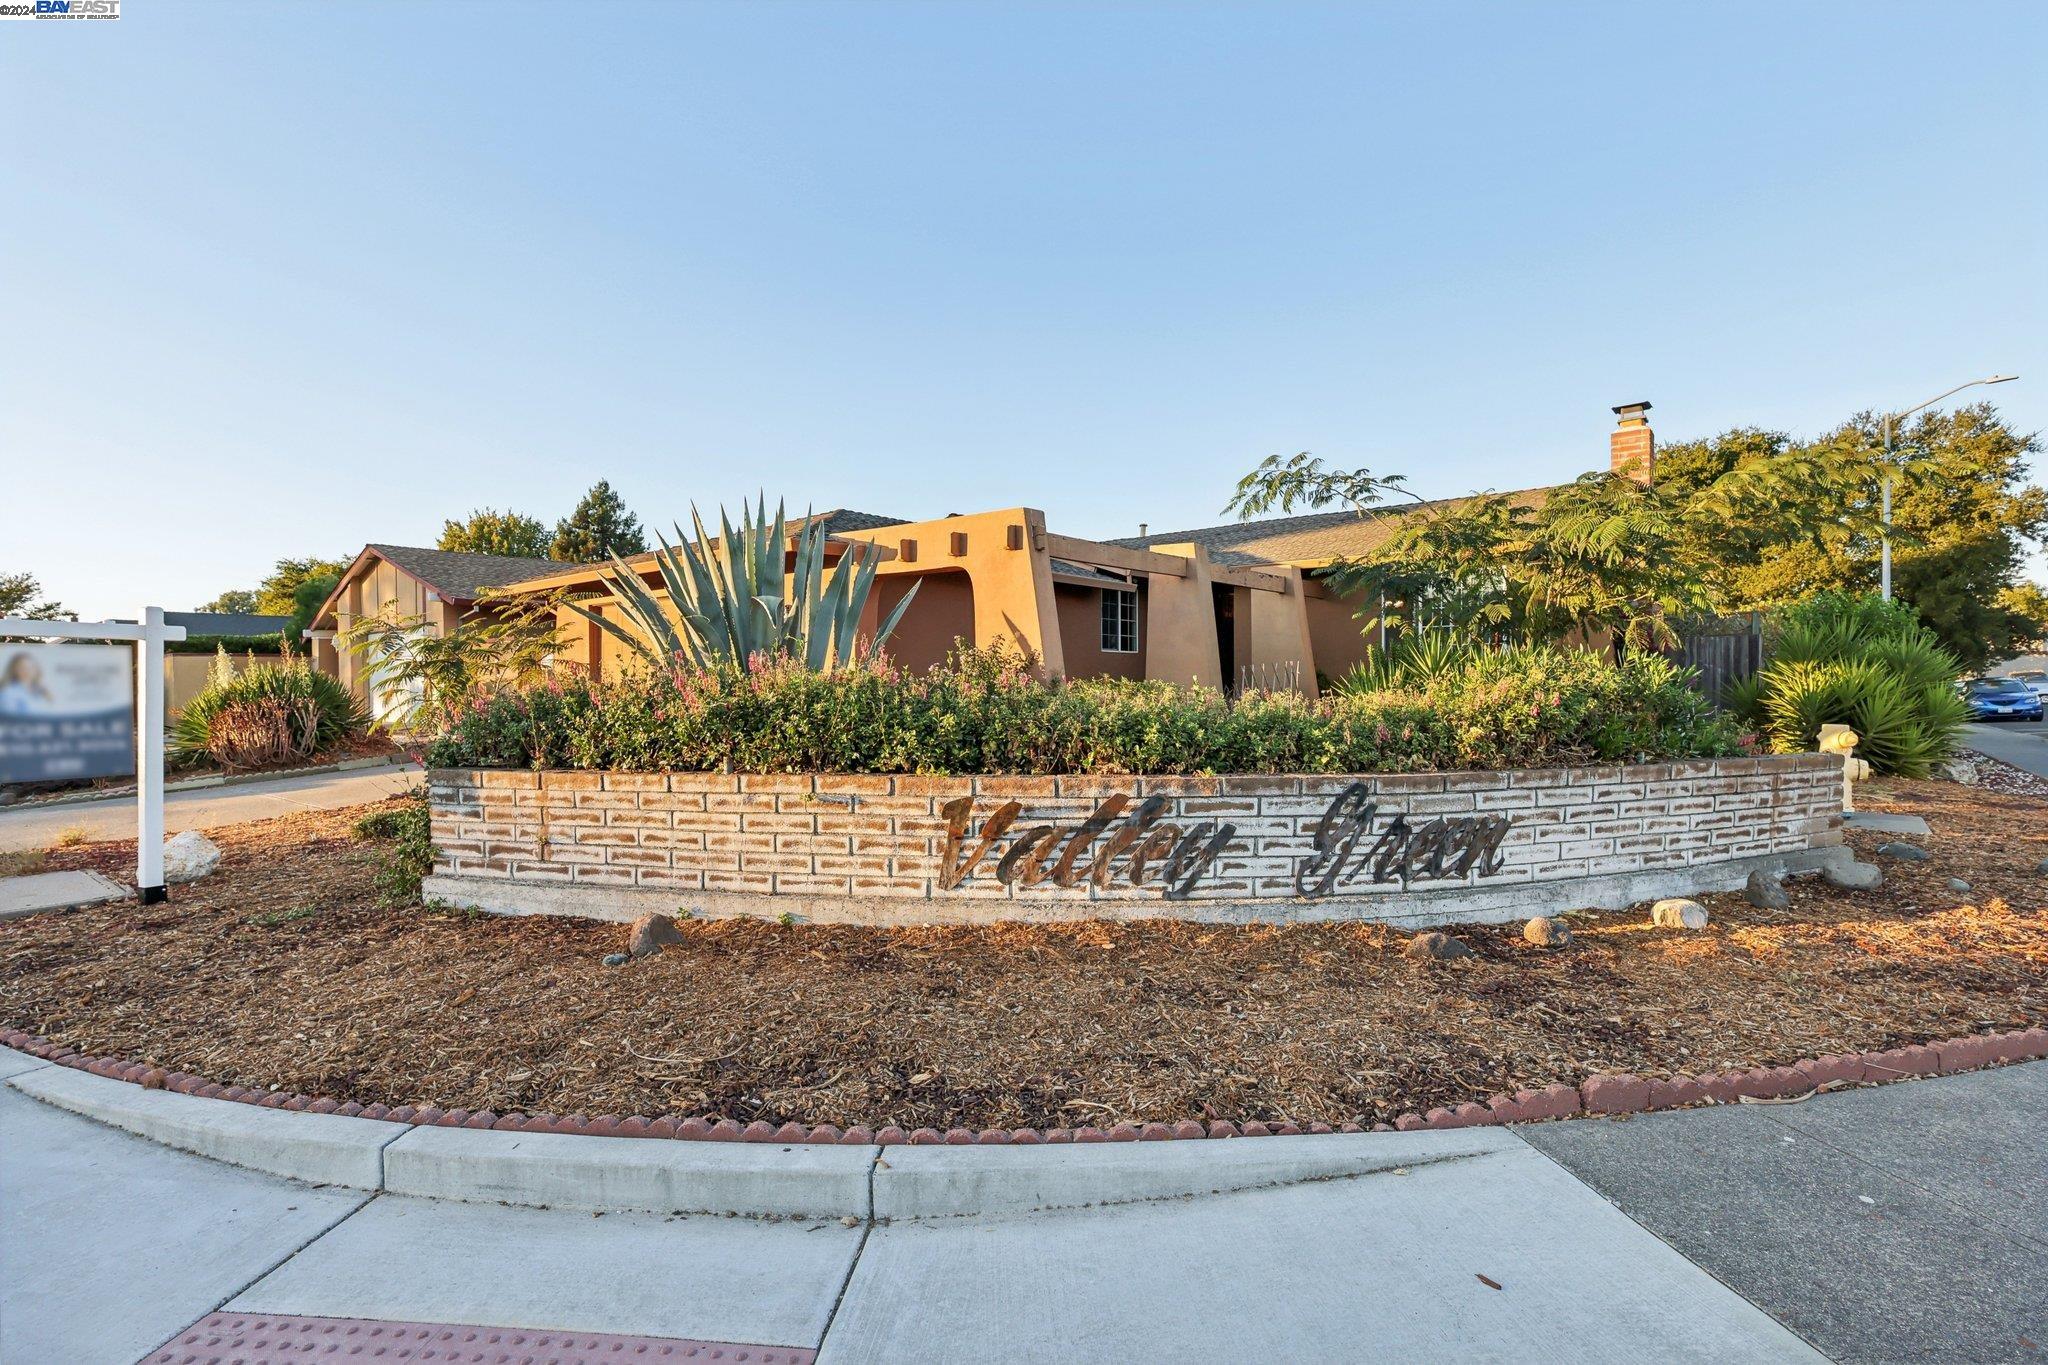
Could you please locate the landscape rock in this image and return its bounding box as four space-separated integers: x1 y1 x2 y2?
1824 860 1883 891
1403 931 1475 961
2036 857 2048 876
1876 841 1931 862
627 912 687 959
1649 898 1709 930
1948 878 1972 893
1521 916 1571 949
161 831 222 884
601 953 628 967
1934 758 1979 785
1744 870 1790 911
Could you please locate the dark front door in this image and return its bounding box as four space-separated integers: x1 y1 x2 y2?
1212 584 1236 693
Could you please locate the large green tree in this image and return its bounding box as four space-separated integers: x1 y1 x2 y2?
201 556 350 619
550 481 647 563
1655 404 2045 667
0 571 72 621
439 508 551 558
1230 404 2043 668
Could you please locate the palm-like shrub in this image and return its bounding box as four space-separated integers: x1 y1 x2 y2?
1725 592 1966 776
1330 633 1476 694
174 652 366 768
568 499 920 674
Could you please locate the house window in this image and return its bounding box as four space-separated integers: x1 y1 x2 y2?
1100 587 1139 653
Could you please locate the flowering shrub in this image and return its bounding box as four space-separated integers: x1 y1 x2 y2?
425 645 1740 775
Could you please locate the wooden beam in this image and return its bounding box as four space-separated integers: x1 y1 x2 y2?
1042 533 1189 579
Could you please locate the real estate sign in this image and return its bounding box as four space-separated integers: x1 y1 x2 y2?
0 643 135 783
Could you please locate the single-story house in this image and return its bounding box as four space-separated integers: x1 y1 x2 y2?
305 544 561 720
313 402 1655 703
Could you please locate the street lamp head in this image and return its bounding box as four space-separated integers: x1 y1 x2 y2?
1984 374 2018 384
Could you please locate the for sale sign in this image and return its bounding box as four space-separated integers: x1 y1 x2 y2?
0 643 134 783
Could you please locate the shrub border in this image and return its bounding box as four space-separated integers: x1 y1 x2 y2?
6 1023 2042 1144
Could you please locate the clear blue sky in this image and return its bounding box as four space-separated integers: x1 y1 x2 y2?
5 2 2043 619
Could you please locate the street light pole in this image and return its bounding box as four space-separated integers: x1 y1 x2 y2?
1876 374 2018 601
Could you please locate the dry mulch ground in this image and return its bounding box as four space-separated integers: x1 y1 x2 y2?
2 778 2043 1131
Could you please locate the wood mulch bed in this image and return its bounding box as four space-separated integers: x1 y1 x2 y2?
2 778 2042 1131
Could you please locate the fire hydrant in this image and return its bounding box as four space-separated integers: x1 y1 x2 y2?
1817 723 1870 812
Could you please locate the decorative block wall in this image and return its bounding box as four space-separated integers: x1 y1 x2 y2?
424 755 1844 925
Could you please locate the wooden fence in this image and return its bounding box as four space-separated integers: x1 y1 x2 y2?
1671 614 1765 706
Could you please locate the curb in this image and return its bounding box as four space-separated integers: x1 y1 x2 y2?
5 1029 2044 1221
4 1023 2043 1160
7 755 415 810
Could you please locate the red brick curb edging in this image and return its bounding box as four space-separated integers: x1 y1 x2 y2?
4 1024 2043 1144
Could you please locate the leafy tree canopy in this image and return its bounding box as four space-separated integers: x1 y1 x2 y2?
439 508 551 559
0 571 73 621
197 588 261 614
1231 403 2043 667
551 481 647 563
201 556 350 620
288 573 342 644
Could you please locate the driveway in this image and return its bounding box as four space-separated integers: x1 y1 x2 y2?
0 763 422 853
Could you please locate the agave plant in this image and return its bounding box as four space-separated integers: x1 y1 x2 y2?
568 498 920 673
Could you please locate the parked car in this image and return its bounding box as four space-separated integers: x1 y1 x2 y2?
1963 676 2045 721
2003 668 2048 700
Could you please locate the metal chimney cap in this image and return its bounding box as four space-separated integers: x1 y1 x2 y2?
1611 401 1653 419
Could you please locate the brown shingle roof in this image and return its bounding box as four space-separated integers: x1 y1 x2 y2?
1110 487 1554 566
364 545 564 603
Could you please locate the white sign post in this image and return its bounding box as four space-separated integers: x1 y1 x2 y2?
0 608 188 901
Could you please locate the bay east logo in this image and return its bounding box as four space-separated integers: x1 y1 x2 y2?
0 0 121 17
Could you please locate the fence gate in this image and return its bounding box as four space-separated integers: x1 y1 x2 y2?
1672 613 1765 705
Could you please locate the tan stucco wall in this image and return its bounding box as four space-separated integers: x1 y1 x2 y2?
1304 586 1373 682
1053 581 1146 681
874 569 974 673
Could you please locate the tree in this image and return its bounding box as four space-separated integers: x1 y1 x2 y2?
1234 442 1833 655
1231 403 2044 668
439 508 551 558
550 481 647 563
0 571 72 621
197 588 261 614
288 573 341 645
200 557 350 620
1995 582 2048 652
1655 404 2045 668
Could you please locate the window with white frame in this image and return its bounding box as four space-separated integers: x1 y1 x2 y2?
1100 586 1138 653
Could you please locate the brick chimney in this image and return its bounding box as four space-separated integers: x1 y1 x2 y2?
1610 401 1654 484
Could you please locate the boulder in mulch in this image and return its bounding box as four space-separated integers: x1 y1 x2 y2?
601 953 628 967
1744 870 1790 911
1650 898 1709 930
2036 857 2048 875
1935 758 1979 785
1876 841 1931 863
1948 878 1972 893
1825 860 1883 890
162 831 222 884
1403 931 1474 961
1522 916 1571 949
627 912 687 959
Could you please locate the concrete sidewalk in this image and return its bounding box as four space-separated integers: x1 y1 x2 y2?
8 1047 2039 1358
6 1045 2041 1362
0 762 422 853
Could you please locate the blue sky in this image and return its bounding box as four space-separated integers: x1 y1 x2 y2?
5 2 2043 619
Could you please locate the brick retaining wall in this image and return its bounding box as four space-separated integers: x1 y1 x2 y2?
423 754 1847 927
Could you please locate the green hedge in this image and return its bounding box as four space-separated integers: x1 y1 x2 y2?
426 646 1742 776
165 633 287 655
